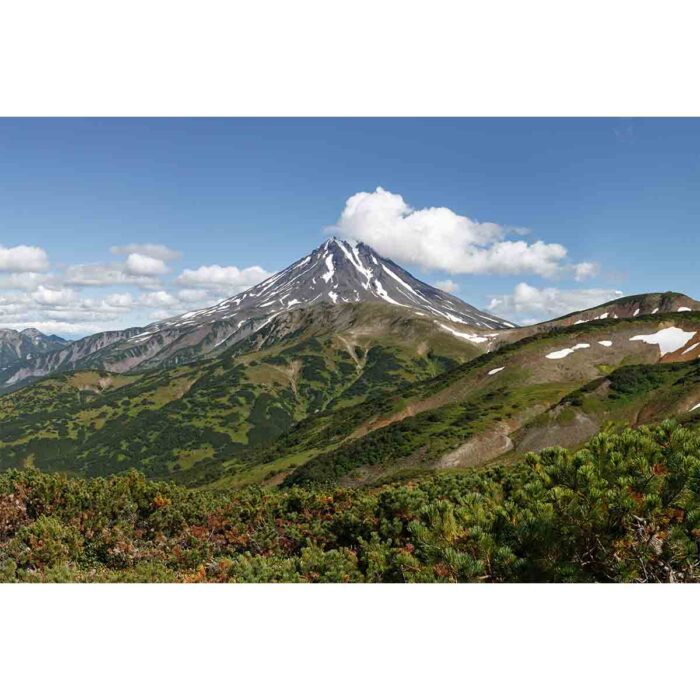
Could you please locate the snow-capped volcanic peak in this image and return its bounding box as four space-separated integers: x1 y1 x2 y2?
155 238 513 333
0 240 515 386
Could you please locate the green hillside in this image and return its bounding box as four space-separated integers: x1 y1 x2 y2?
513 356 700 454
0 303 479 484
272 313 700 487
1 306 700 492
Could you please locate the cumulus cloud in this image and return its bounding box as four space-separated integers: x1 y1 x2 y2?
435 279 459 293
488 282 624 323
104 293 134 308
0 272 54 290
0 244 50 272
0 241 271 337
64 263 160 289
30 285 78 306
139 290 179 307
573 261 599 281
110 243 181 261
176 288 214 304
124 253 169 276
65 248 172 288
0 286 142 337
176 264 272 292
329 187 595 279
0 294 33 317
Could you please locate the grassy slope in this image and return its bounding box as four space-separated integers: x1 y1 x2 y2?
0 304 480 485
2 307 700 491
277 313 700 486
513 357 700 452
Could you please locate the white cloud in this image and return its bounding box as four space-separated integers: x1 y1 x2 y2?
573 261 599 281
110 243 181 261
488 282 624 323
435 279 459 293
139 290 179 307
0 242 275 338
176 288 213 304
30 285 78 306
104 293 134 308
0 272 53 290
0 244 50 272
137 290 212 322
0 287 138 338
0 295 32 316
330 187 592 278
176 264 272 292
124 253 169 276
65 249 173 288
0 241 278 337
64 263 160 289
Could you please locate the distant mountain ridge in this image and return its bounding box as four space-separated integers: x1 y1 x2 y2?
0 239 513 389
0 328 68 368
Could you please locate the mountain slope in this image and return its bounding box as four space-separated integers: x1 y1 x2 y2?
3 304 700 489
0 238 512 390
512 357 700 455
274 312 700 487
0 303 482 483
3 240 700 491
0 328 68 368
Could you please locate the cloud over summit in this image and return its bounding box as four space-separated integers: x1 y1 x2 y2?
330 187 593 279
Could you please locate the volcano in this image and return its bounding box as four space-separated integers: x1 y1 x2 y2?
0 239 513 388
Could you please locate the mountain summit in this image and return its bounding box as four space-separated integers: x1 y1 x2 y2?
0 328 68 367
0 239 512 388
154 237 514 333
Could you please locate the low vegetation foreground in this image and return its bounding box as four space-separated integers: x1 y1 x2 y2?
1 422 698 583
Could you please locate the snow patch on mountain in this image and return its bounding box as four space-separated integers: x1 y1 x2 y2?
322 255 335 283
630 327 696 356
546 342 590 360
437 323 489 343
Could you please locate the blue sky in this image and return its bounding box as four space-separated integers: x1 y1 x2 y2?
0 118 698 336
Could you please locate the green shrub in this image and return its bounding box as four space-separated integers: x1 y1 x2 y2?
0 422 698 582
8 515 83 571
